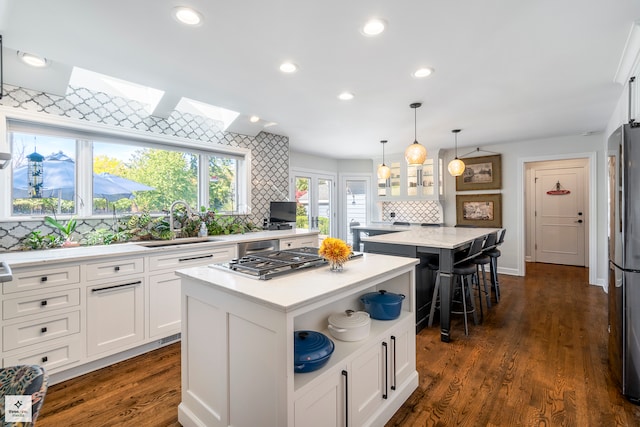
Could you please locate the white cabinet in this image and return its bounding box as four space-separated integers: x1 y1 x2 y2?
147 244 236 338
294 314 415 427
294 368 346 427
86 277 145 356
178 254 418 427
280 235 319 249
1 263 83 374
375 150 443 200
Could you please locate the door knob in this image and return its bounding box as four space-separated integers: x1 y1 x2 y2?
575 219 583 223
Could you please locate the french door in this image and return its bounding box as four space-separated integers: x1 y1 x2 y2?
292 170 336 238
339 175 370 247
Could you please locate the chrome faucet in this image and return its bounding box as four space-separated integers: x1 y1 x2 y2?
169 200 192 239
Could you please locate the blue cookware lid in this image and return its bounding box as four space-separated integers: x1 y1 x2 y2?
294 330 334 363
361 289 405 305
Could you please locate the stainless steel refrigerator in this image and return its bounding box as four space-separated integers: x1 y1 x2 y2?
608 123 640 404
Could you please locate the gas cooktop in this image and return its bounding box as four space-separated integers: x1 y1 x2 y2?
210 247 361 280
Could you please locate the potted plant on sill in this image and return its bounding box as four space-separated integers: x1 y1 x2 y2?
45 215 79 247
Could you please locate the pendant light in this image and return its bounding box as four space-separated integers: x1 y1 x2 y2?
404 102 427 165
447 129 466 177
377 140 391 180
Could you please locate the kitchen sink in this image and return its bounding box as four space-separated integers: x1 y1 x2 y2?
136 237 221 247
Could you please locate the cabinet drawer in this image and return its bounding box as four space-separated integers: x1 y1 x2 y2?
3 265 80 294
281 237 319 250
149 245 237 270
85 257 144 281
3 288 81 320
3 311 81 351
3 339 82 372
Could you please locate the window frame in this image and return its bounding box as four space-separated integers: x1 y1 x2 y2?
0 108 252 219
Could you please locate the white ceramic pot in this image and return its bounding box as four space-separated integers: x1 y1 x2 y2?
327 310 371 342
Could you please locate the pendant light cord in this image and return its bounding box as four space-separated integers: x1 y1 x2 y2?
414 107 417 143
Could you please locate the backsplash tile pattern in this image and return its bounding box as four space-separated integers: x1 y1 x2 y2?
381 200 442 224
0 84 289 251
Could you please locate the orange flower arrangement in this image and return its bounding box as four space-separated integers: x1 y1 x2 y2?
319 237 352 266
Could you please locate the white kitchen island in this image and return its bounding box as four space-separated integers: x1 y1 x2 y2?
176 253 419 427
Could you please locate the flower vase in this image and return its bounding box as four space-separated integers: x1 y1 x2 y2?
329 260 344 272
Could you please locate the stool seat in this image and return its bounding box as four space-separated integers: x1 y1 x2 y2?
452 262 476 275
472 254 491 265
484 248 500 258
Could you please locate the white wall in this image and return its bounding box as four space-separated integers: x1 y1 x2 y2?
441 133 605 285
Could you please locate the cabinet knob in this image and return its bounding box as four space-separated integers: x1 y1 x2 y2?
42 356 48 363
114 266 120 272
41 327 48 333
41 300 48 306
40 276 48 282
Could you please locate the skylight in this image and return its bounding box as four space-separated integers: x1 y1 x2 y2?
175 98 240 130
68 67 165 114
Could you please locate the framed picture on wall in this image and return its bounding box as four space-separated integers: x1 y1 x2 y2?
456 194 502 228
456 154 502 191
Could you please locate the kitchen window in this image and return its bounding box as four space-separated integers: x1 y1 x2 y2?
1 113 250 219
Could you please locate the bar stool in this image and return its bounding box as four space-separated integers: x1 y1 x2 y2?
392 221 410 226
470 232 498 320
484 229 506 303
429 237 485 335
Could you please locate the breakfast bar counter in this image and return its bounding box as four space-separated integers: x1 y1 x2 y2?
362 226 500 342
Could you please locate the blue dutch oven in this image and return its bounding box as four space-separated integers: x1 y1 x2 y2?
294 330 335 373
360 289 405 320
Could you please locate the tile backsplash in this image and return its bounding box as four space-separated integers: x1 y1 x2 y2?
0 84 289 251
380 200 442 224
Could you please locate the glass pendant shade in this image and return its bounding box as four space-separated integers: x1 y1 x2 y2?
405 142 427 165
447 128 465 176
405 103 427 165
377 163 391 179
377 139 391 179
448 158 465 176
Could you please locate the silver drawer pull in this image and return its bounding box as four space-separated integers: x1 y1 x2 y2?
179 254 213 262
91 280 142 294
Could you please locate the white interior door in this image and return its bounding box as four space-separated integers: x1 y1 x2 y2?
292 171 336 238
534 167 586 266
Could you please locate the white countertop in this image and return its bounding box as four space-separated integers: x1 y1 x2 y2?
0 229 319 268
176 253 418 312
362 226 501 249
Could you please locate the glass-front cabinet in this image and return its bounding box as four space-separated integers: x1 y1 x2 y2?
375 149 442 200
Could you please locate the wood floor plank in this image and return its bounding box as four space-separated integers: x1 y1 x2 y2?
35 263 640 426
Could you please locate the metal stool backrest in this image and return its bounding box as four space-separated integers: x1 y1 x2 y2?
467 237 486 259
421 223 441 227
496 229 506 246
483 232 498 250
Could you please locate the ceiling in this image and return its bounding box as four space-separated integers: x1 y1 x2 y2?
1 0 639 159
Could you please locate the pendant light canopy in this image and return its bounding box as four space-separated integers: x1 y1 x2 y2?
447 129 466 177
377 139 391 180
404 102 427 165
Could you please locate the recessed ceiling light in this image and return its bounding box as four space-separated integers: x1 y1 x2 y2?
413 68 434 78
17 51 48 68
338 92 355 101
249 115 260 123
362 19 386 36
173 6 203 26
279 62 298 73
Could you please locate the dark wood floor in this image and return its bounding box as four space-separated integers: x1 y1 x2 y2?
37 263 640 426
